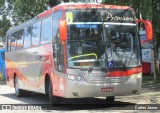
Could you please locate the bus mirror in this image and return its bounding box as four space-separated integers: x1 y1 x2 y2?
137 19 153 44
59 19 67 42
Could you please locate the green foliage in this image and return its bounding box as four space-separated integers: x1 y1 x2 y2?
12 0 50 24
0 16 11 39
0 0 11 39
0 0 62 39
11 0 66 24
0 0 5 15
0 0 3 6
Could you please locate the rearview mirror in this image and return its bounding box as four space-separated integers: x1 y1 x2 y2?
137 19 153 44
59 19 67 43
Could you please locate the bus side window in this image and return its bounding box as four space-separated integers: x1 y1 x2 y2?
16 29 24 50
10 33 17 51
41 17 51 44
32 21 41 46
24 26 32 48
52 11 64 72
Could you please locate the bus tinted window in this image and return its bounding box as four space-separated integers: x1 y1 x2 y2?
32 21 41 46
16 29 24 50
53 11 62 41
41 17 51 44
52 11 64 71
24 26 32 48
67 9 102 22
10 33 17 51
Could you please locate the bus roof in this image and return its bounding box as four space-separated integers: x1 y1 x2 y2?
38 3 133 18
6 3 133 35
55 3 133 10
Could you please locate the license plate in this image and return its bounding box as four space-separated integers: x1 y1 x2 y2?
101 87 114 92
80 62 94 66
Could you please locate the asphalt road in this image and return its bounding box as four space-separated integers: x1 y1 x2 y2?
0 83 160 113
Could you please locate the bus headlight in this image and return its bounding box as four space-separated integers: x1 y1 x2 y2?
76 75 82 81
67 74 83 81
137 74 142 79
67 74 75 80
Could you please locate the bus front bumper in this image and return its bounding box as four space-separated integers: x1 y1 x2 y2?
64 73 142 98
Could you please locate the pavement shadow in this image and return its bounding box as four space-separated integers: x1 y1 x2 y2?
42 100 136 111
1 93 136 111
1 92 50 104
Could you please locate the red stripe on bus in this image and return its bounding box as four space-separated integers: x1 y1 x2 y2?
106 67 142 77
38 8 53 18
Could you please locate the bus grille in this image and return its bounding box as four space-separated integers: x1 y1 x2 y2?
84 74 129 83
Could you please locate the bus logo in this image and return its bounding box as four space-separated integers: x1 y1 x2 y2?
2 105 12 110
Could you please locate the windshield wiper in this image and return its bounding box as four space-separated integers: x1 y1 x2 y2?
88 61 96 73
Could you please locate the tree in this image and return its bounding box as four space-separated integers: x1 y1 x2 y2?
0 16 11 39
0 0 66 39
10 0 50 24
0 0 12 39
9 0 69 24
0 0 3 6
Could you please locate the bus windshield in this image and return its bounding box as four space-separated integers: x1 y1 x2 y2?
67 24 105 68
66 8 141 69
105 25 141 68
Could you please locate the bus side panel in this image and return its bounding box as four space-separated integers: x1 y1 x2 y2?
5 53 18 87
51 74 66 97
17 43 53 93
5 44 54 94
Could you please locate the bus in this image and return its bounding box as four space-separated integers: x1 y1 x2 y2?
5 3 152 104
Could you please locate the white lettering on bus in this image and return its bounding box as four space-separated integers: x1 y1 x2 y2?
102 11 134 22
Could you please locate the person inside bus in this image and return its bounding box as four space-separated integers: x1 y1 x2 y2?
110 30 119 51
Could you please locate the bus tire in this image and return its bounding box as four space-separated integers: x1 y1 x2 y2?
48 80 61 105
106 96 115 102
14 77 24 97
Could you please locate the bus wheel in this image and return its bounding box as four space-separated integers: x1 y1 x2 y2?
14 77 24 97
106 96 115 102
48 80 61 105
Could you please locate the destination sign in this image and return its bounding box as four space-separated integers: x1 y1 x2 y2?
67 9 136 23
101 9 136 23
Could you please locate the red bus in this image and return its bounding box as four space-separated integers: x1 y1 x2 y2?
5 3 152 104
